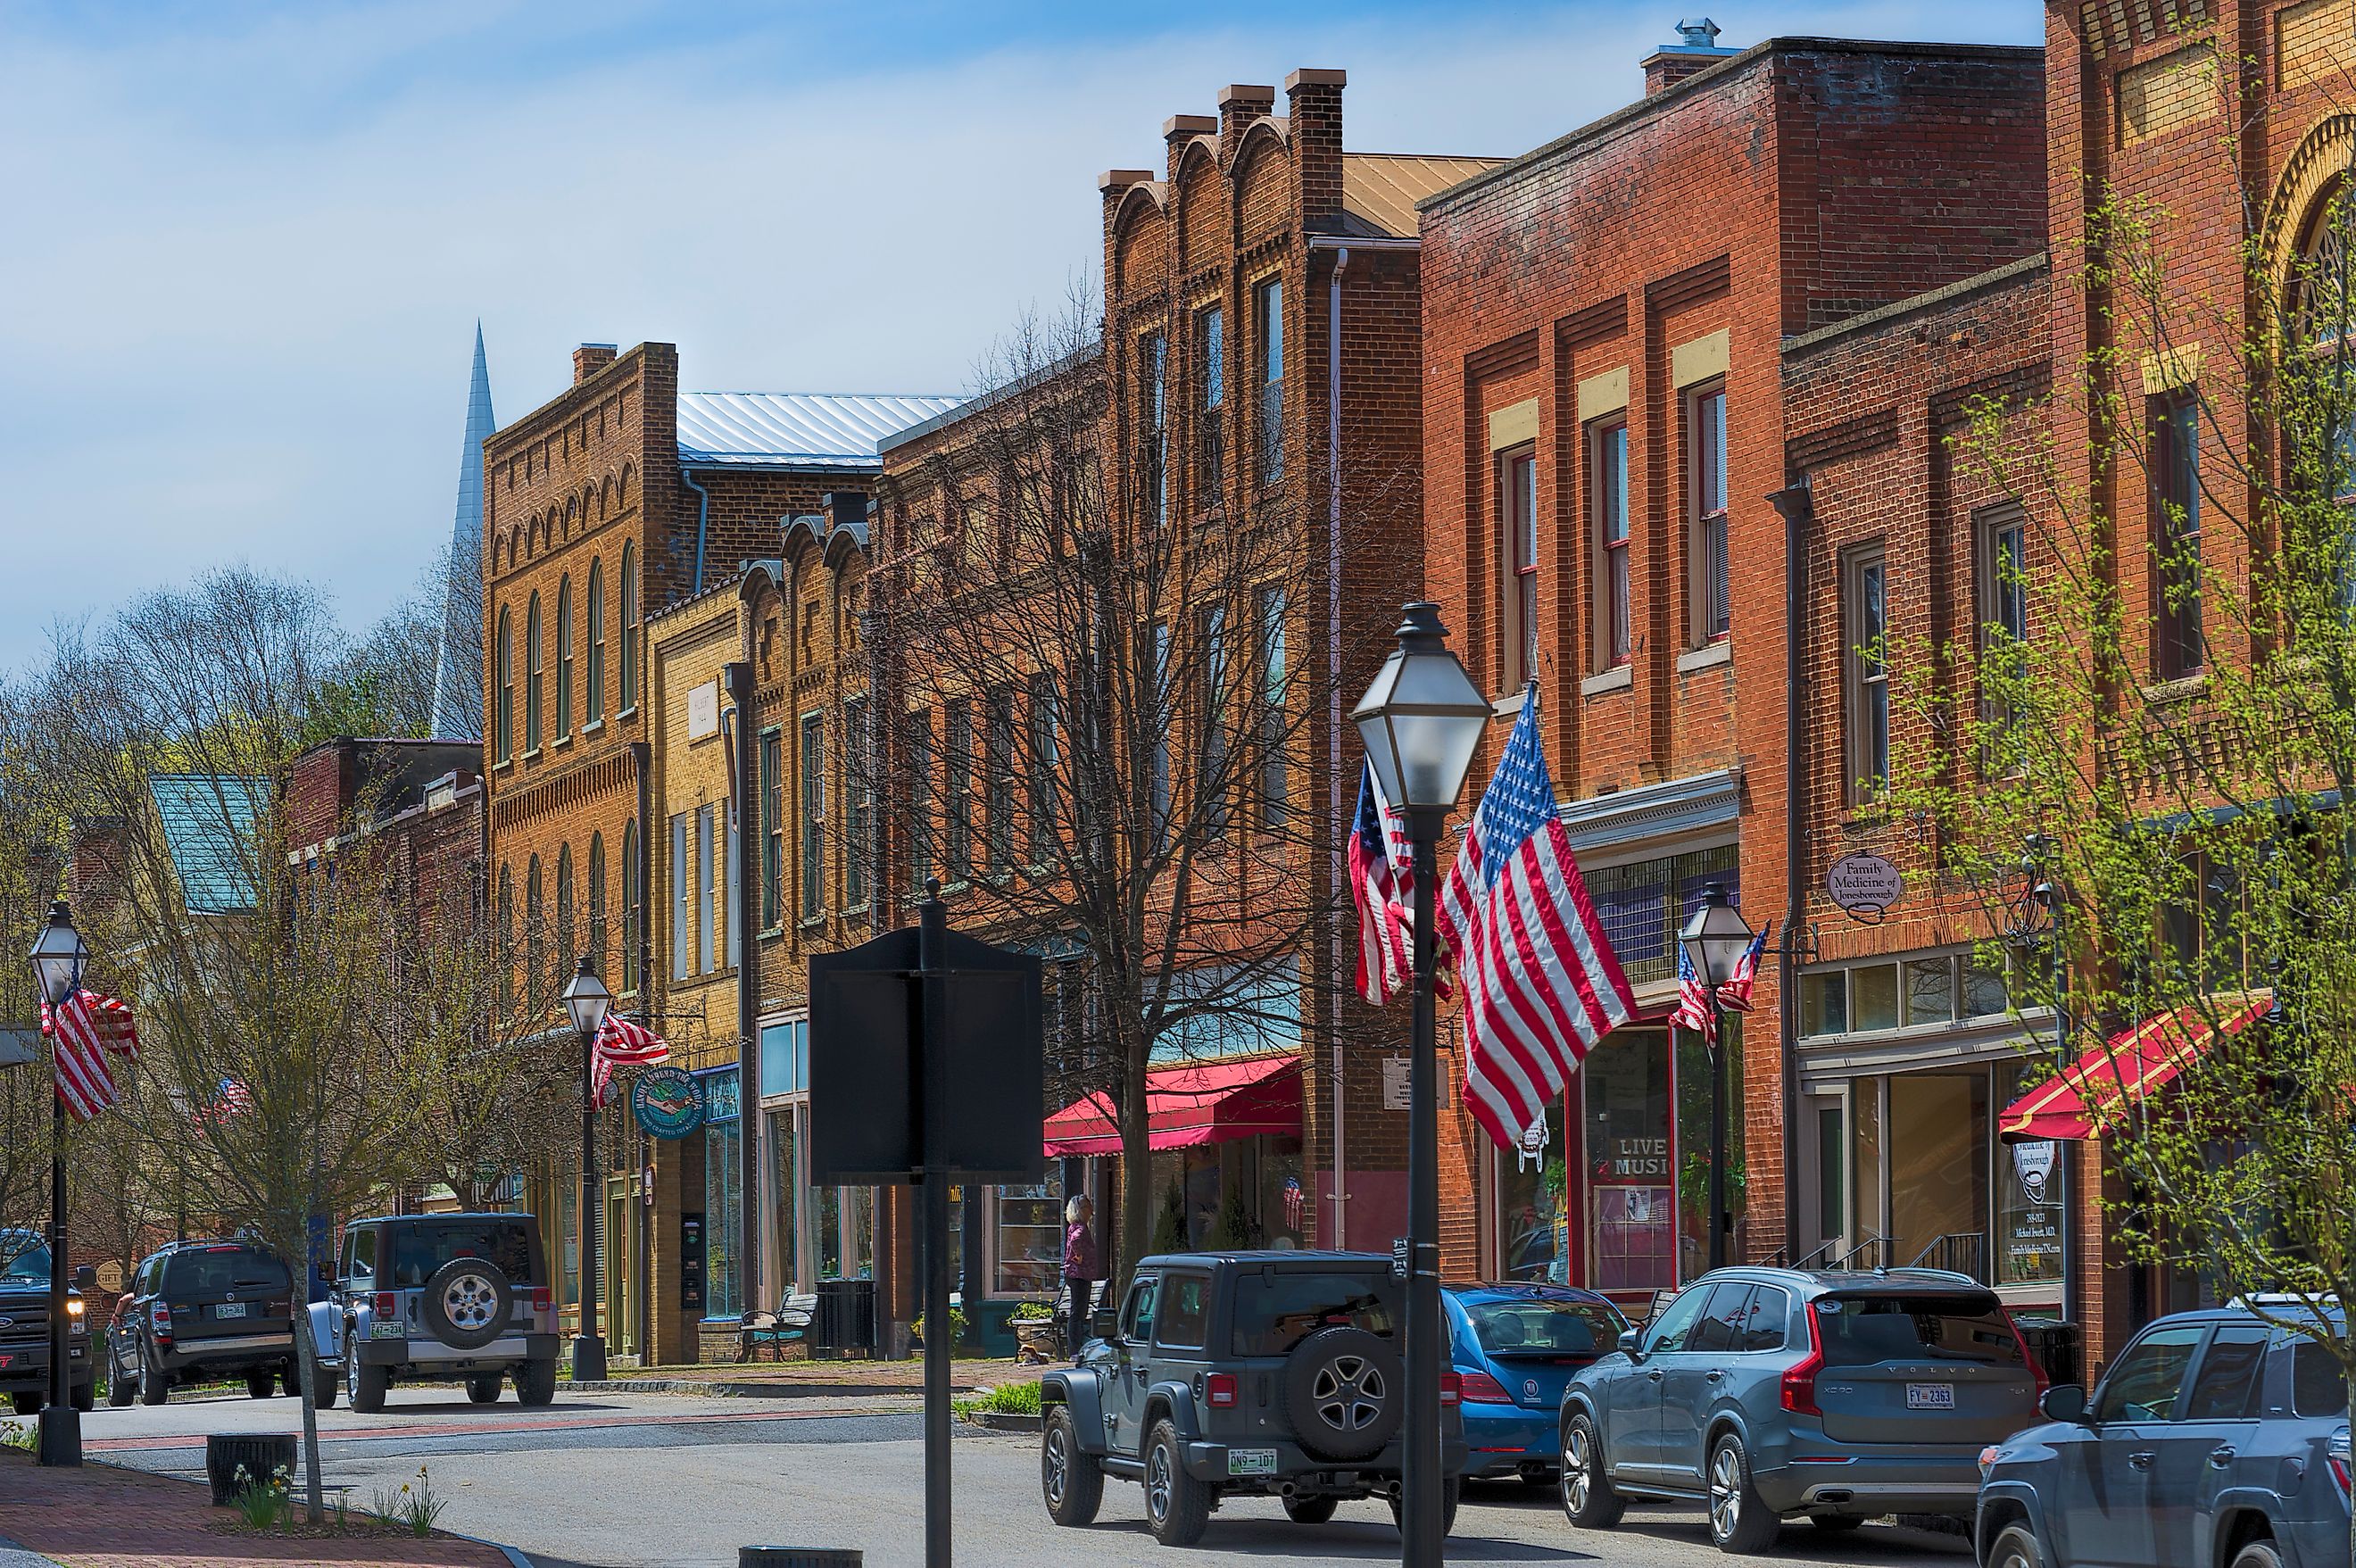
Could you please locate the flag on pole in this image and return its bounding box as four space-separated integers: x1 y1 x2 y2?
40 989 140 1122
1436 698 1638 1149
591 1014 670 1110
1348 762 1414 1006
1716 926 1769 1013
196 1076 254 1125
1671 942 1718 1043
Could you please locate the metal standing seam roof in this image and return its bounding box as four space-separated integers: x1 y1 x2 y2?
147 775 264 916
676 392 963 470
1340 153 1509 239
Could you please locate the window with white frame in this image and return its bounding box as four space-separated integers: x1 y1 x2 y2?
696 803 718 974
1592 419 1630 670
1501 446 1539 690
1796 950 2013 1038
670 812 690 982
1846 544 1889 800
801 712 825 917
1689 386 1730 645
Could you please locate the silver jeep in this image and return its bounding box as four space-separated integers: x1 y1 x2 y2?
308 1213 559 1412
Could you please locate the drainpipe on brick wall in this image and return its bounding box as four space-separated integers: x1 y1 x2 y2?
1769 478 1813 1265
1327 243 1350 1249
683 469 713 595
726 658 760 1323
629 737 655 1359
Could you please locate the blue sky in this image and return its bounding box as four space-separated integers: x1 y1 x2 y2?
0 0 2040 673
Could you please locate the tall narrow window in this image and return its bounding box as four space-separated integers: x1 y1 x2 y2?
1197 306 1225 510
725 801 739 968
585 561 606 726
496 866 515 1013
1151 623 1173 846
1255 278 1284 487
525 857 544 1012
1199 603 1229 833
801 713 826 917
620 819 640 993
619 542 640 710
554 576 574 740
1846 545 1890 800
1501 447 1539 688
555 844 576 963
525 592 544 751
670 813 690 982
760 729 783 930
985 687 1016 871
1981 509 2028 758
1140 333 1168 527
1027 676 1058 861
845 696 872 907
1594 420 1631 668
2154 392 2203 678
495 606 514 762
1257 585 1288 829
1691 387 1730 644
907 710 935 887
697 803 718 974
587 833 607 975
945 700 972 880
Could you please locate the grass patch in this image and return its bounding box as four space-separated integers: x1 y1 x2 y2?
952 1380 1041 1420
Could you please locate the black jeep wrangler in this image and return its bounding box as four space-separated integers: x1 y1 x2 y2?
1038 1250 1468 1547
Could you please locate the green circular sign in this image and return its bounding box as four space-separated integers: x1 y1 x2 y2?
631 1066 705 1140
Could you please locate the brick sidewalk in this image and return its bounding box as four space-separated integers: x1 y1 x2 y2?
0 1450 510 1568
580 1354 1030 1394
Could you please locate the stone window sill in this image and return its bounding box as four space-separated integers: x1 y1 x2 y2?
1677 641 1732 674
581 718 605 738
2142 671 2209 706
616 705 639 723
493 759 514 775
521 747 543 763
1491 688 1527 718
1580 666 1633 698
552 734 574 752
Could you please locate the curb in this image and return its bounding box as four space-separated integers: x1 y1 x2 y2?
964 1411 1042 1434
568 1376 947 1399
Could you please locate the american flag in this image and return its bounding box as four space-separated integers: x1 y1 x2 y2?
40 990 140 1122
1348 761 1414 1006
1671 942 1717 1043
591 1014 670 1110
1436 700 1637 1149
1717 926 1770 1013
197 1076 254 1125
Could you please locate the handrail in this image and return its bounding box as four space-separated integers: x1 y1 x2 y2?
1833 1232 1890 1271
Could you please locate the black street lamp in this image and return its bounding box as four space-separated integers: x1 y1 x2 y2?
29 900 88 1467
560 956 612 1383
1677 882 1754 1272
1351 602 1489 1568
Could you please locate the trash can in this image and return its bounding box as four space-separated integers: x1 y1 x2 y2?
2018 1319 2083 1390
812 1278 876 1356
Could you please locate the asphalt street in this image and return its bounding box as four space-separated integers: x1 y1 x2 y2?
83 1387 1979 1568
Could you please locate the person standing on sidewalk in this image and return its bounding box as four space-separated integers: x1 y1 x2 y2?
1061 1195 1100 1359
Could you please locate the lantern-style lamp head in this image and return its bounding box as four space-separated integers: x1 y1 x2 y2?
1351 602 1490 812
29 900 87 1007
1678 882 1755 986
560 956 611 1039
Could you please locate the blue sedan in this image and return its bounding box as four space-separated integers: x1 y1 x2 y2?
1445 1282 1629 1482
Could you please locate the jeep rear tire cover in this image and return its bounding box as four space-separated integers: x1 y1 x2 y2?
421 1257 513 1351
1279 1323 1402 1462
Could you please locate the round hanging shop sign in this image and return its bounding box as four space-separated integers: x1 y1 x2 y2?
631 1066 706 1141
1826 852 1904 923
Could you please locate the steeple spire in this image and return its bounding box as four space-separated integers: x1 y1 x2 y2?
433 323 495 741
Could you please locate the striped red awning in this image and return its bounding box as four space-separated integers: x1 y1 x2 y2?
1042 1056 1302 1157
1998 994 2272 1142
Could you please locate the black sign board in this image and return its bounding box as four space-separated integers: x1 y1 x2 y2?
679 1213 706 1315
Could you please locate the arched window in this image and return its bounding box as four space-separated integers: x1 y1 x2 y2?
555 577 574 741
620 818 641 992
555 843 576 966
619 543 640 710
526 855 545 1013
588 831 607 975
495 606 514 762
586 561 606 726
495 865 515 1016
525 592 543 751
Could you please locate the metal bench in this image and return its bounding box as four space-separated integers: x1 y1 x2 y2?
739 1293 817 1363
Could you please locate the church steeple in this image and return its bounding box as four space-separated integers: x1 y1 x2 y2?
433 323 494 741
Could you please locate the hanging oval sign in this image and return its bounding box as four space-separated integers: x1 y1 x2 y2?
1826 852 1905 921
631 1066 706 1141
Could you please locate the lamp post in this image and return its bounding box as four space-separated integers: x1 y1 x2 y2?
1351 602 1489 1568
29 900 87 1467
1677 882 1754 1272
560 957 612 1383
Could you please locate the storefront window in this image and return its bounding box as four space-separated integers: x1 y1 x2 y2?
817 1183 842 1280
1583 1028 1674 1291
1887 1073 1987 1274
1257 1141 1307 1249
1676 1019 1746 1281
994 1182 1062 1295
702 1068 742 1320
1995 1063 2064 1286
1142 1137 1303 1254
1854 1080 1885 1255
559 1181 579 1309
1801 950 2016 1038
1495 1099 1567 1282
1589 847 1738 986
767 1107 799 1296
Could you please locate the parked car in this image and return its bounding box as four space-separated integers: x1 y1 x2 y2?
307 1212 558 1413
108 1240 297 1406
1038 1249 1471 1546
1557 1265 2043 1552
1976 1305 2352 1568
1447 1282 1627 1484
0 1229 95 1415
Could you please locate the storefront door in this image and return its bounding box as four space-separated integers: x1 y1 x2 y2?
1581 1028 1677 1300
604 1174 635 1361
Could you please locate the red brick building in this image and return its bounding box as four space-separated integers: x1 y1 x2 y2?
1414 31 2047 1311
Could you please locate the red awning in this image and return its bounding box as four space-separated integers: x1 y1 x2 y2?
1998 994 2272 1142
1042 1056 1302 1157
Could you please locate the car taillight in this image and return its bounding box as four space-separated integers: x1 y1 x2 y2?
1780 1304 1824 1417
1439 1372 1462 1408
1457 1370 1514 1404
149 1301 171 1341
373 1291 397 1320
2329 1432 2350 1500
2006 1310 2049 1400
1205 1372 1238 1407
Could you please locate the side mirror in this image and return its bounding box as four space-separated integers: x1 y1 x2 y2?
1091 1306 1119 1342
72 1265 95 1290
2040 1384 2088 1423
1617 1326 1644 1360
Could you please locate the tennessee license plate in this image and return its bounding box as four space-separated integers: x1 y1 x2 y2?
1906 1382 1956 1409
1227 1448 1278 1477
369 1319 404 1340
216 1302 247 1318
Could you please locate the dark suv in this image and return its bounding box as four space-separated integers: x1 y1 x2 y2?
1038 1250 1469 1547
110 1240 296 1406
0 1230 95 1415
307 1213 558 1413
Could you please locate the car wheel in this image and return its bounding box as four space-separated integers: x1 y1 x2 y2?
1706 1432 1781 1554
2229 1542 2284 1568
1282 1495 1338 1524
70 1381 94 1414
1561 1411 1625 1529
311 1361 338 1408
346 1347 389 1414
1813 1514 1865 1532
1142 1418 1211 1547
138 1345 169 1406
107 1365 133 1407
7 1392 37 1416
1989 1522 2044 1568
246 1369 277 1399
513 1356 557 1407
1386 1476 1461 1537
1040 1406 1103 1527
465 1373 502 1405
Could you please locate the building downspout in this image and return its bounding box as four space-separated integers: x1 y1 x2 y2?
1769 479 1813 1264
683 469 713 596
1327 243 1350 1250
629 737 655 1358
725 658 760 1323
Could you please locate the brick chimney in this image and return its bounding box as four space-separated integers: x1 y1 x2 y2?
1286 69 1347 231
1643 17 1738 95
572 343 618 384
1217 83 1276 151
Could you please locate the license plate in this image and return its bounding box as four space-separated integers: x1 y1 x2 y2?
369 1319 404 1340
216 1302 247 1319
1227 1448 1279 1477
1906 1382 1956 1409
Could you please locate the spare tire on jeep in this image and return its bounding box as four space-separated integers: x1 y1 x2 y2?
1280 1323 1403 1462
421 1256 512 1351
